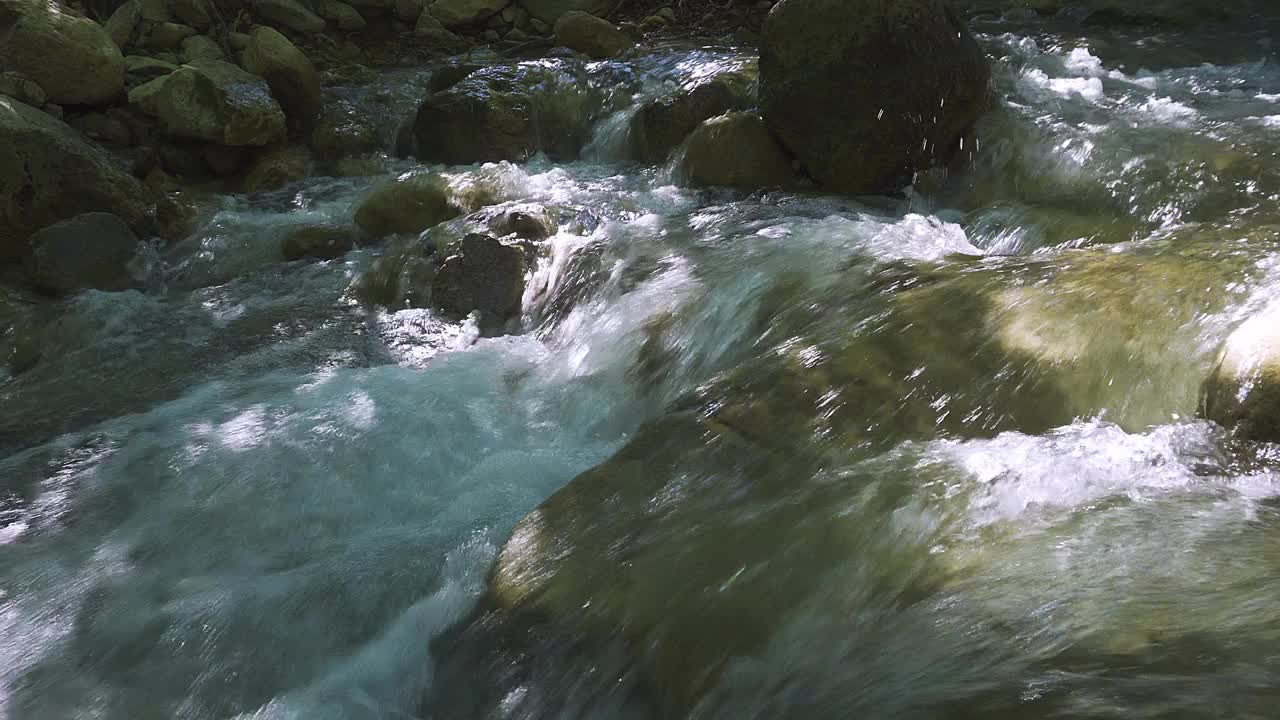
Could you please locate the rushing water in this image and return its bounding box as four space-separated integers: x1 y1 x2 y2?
5 12 1280 720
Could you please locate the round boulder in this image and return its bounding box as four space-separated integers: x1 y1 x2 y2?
1203 301 1280 443
759 0 990 194
676 112 799 190
627 74 755 164
353 173 461 238
241 26 322 131
553 11 633 59
0 0 125 105
27 212 140 294
130 60 287 146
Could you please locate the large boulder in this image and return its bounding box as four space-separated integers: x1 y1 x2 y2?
103 0 141 49
552 10 633 59
130 60 287 146
0 0 125 105
241 26 321 130
28 212 140 294
628 74 755 164
311 100 381 159
0 97 151 262
428 0 507 27
241 144 310 192
413 61 596 164
1202 301 1280 443
314 0 367 30
676 112 799 190
519 0 609 24
759 0 990 194
353 172 461 238
250 0 326 33
432 233 527 329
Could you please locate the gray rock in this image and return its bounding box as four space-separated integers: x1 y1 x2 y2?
242 144 310 192
170 0 213 29
282 224 356 260
0 0 126 105
552 10 632 58
124 55 180 83
676 112 799 190
131 60 287 146
28 212 140 294
241 26 321 130
311 99 381 159
428 0 508 27
353 172 460 238
1203 301 1280 443
145 22 197 51
759 0 989 194
518 0 609 24
103 0 141 49
180 34 225 63
251 0 327 33
432 233 527 329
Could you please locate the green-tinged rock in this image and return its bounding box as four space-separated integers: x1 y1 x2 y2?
0 97 151 262
1203 301 1280 443
282 224 356 260
170 0 213 29
311 99 381 159
180 34 225 63
519 0 609 24
0 71 47 107
145 21 196 51
133 60 287 146
428 0 507 27
0 285 45 375
241 26 321 130
627 72 755 164
553 10 633 59
242 144 310 192
103 0 141 48
676 112 798 190
413 9 470 49
124 56 179 83
413 61 596 163
759 0 989 194
353 173 461 238
28 212 140 294
251 0 326 33
432 233 526 328
314 0 367 30
0 0 125 105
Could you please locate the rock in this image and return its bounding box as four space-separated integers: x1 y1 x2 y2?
124 55 180 84
0 0 126 105
333 156 386 176
0 286 45 375
0 71 47 107
428 0 507 27
1203 301 1280 443
242 144 310 192
500 3 527 25
527 16 549 33
394 0 425 21
241 26 322 130
282 224 356 260
251 0 327 33
432 233 526 328
0 97 151 262
488 204 556 240
228 31 251 50
481 28 500 41
170 0 213 29
553 11 632 59
311 100 381 158
180 34 225 63
519 0 609 25
413 61 596 164
505 26 529 40
28 212 141 294
758 0 990 194
202 144 250 175
627 74 755 164
413 8 468 48
68 111 132 145
103 0 141 49
158 141 208 177
427 63 481 93
138 0 170 22
676 112 798 190
314 0 367 30
132 60 287 146
353 172 460 238
145 22 197 51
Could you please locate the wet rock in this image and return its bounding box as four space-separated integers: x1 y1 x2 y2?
350 239 438 308
28 212 141 294
311 100 381 159
242 144 310 192
241 26 322 130
130 60 287 146
0 97 151 262
282 224 356 260
676 112 798 190
103 0 141 48
145 21 196 51
552 10 632 59
428 0 507 27
519 0 609 25
759 0 990 194
1203 302 1280 443
314 0 367 30
333 156 387 176
413 61 596 164
252 0 327 33
432 233 526 328
413 9 469 48
0 285 45 375
180 34 225 63
353 172 461 238
0 70 47 107
0 0 126 105
627 74 755 164
427 62 482 93
488 204 556 240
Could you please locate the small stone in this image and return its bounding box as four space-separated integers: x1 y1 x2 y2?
528 17 550 34
428 0 508 27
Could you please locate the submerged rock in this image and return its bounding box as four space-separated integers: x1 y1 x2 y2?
0 0 125 105
676 112 798 190
1203 301 1280 443
28 212 140 294
759 0 989 194
131 60 287 146
413 61 596 164
627 74 755 164
0 97 151 262
282 224 357 260
353 172 461 238
553 11 633 59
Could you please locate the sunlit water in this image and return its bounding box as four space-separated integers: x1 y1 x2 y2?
4 15 1280 720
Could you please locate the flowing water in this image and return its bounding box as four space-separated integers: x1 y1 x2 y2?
5 12 1280 720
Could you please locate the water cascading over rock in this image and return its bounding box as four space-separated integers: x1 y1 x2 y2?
758 0 990 194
